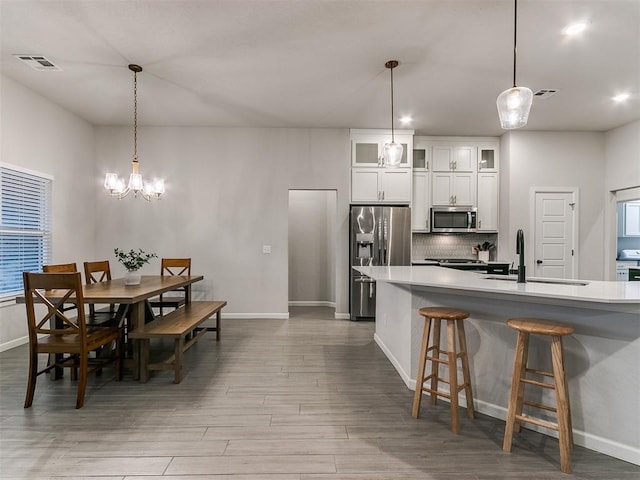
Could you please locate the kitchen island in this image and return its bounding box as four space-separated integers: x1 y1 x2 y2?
355 265 640 465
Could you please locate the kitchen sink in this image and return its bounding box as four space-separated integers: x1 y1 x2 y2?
483 275 589 286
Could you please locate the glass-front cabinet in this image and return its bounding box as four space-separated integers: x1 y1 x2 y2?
351 129 413 168
478 144 499 172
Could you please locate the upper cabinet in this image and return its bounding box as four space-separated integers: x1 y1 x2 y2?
350 129 414 204
351 129 414 168
432 172 476 206
478 144 499 172
352 168 411 203
621 201 640 236
412 138 431 171
432 145 476 172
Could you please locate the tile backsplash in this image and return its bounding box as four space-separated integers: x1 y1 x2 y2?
413 233 499 261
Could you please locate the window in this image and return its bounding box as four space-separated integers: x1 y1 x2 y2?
0 164 52 299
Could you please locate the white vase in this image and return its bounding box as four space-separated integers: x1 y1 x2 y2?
124 270 141 286
478 251 490 263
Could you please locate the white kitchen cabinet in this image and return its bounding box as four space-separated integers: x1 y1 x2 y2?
432 145 476 172
432 172 476 206
477 173 499 232
412 138 431 170
351 130 413 168
478 144 499 172
412 171 430 231
351 168 411 203
624 201 640 236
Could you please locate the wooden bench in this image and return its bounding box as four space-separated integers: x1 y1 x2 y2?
129 300 226 383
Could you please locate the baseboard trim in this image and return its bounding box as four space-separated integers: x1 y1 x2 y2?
1 335 28 352
288 301 336 308
334 312 351 320
375 334 640 466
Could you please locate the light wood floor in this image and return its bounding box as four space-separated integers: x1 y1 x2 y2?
1 306 638 479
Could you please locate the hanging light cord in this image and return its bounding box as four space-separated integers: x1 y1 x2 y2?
512 0 518 88
133 69 138 162
390 64 396 142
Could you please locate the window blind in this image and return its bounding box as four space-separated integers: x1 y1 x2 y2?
0 165 52 299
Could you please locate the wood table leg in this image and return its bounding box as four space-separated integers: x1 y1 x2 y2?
130 301 146 381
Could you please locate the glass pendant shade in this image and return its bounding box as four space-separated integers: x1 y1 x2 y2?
497 86 533 129
104 173 118 190
128 172 144 191
383 141 404 167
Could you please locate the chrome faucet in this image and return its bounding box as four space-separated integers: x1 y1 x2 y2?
516 229 526 283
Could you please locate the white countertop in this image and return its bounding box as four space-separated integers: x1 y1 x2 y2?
355 265 640 305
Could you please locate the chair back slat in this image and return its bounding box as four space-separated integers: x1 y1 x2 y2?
83 261 112 285
161 258 191 277
43 263 78 273
23 272 87 341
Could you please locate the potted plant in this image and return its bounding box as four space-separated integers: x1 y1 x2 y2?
114 248 157 285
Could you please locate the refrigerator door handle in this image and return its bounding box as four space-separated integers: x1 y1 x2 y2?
378 218 383 260
383 217 388 264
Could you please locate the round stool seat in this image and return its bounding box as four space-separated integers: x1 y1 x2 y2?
507 318 574 336
418 307 469 321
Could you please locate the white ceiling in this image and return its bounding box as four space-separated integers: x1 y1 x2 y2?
1 0 638 136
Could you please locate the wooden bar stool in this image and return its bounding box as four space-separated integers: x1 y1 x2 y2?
412 307 475 434
503 318 574 474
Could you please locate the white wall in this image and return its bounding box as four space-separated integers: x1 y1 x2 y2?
288 190 336 305
499 131 606 280
605 120 640 192
94 126 350 318
0 75 96 350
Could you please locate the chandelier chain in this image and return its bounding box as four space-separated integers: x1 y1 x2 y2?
133 69 138 160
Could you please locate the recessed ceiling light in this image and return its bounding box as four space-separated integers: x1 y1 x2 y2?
612 93 630 103
562 22 587 36
399 116 412 125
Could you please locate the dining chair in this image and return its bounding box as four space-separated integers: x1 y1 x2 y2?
43 262 77 273
150 258 191 316
23 271 122 409
83 260 119 326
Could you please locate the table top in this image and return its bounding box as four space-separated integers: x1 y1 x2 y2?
45 275 204 304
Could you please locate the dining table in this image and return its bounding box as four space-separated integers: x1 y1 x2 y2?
41 274 204 380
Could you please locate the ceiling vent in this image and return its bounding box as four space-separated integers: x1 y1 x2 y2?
534 89 558 99
13 55 62 72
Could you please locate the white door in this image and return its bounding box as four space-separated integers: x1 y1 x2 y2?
534 191 576 279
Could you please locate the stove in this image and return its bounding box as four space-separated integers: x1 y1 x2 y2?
425 258 484 264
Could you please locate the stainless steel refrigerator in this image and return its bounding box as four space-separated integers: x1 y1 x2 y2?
350 205 411 320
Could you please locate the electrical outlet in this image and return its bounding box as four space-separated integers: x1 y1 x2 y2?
262 245 271 254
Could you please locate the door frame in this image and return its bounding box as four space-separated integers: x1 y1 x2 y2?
606 186 640 280
529 187 579 279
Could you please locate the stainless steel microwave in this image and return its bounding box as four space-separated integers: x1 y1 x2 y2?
430 206 477 233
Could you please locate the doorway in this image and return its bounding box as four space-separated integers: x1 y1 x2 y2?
288 190 337 317
531 188 578 279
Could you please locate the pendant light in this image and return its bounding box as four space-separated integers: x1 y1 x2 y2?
383 60 403 167
496 0 533 129
104 64 165 200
